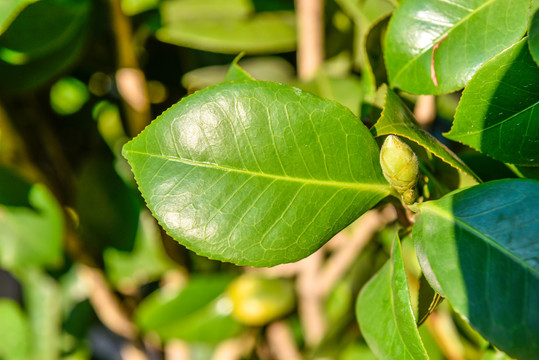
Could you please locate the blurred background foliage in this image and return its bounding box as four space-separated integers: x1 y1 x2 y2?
0 0 516 359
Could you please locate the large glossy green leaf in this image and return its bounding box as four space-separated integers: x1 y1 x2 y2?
0 300 30 360
371 88 481 183
136 274 242 342
123 81 391 266
414 179 539 359
157 12 296 54
356 233 429 360
0 166 63 270
385 0 529 94
446 39 539 167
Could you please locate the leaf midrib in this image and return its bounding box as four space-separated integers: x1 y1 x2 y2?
391 0 497 84
125 149 391 193
423 203 539 278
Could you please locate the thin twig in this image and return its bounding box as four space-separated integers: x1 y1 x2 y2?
266 321 302 360
414 95 436 130
78 265 136 340
297 249 325 346
426 311 465 360
211 334 256 360
318 206 397 295
164 340 191 360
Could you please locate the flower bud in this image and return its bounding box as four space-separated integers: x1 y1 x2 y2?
402 187 417 205
380 135 419 194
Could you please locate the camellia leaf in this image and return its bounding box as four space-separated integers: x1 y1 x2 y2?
0 166 64 270
123 81 391 266
371 88 481 183
224 53 255 82
0 299 30 360
157 12 296 55
385 0 529 94
413 179 539 359
446 39 539 167
0 0 36 36
356 232 429 360
530 9 539 66
160 0 253 24
0 0 91 92
20 269 62 360
136 274 242 343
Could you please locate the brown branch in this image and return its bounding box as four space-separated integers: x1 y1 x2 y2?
318 206 397 295
296 0 325 81
414 95 436 130
108 0 151 137
164 340 191 360
296 250 325 346
78 265 137 340
426 311 465 360
266 321 302 360
211 334 256 360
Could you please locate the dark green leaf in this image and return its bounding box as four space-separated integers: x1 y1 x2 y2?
414 179 539 359
76 158 140 253
0 0 90 61
364 15 390 89
0 0 91 92
0 0 35 35
0 166 63 270
416 273 442 326
0 299 30 360
371 88 481 183
136 274 243 343
123 81 391 266
446 39 539 166
529 9 539 66
103 212 176 290
334 0 394 68
385 0 529 94
512 165 539 180
356 233 429 360
157 12 296 54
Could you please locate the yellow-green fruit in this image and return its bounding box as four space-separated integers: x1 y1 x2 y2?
227 274 295 326
380 135 419 193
